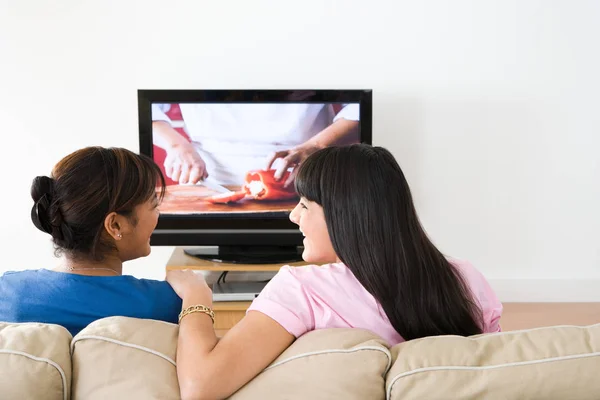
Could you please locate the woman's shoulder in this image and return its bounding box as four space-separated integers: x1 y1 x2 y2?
276 263 356 290
448 257 493 287
8 269 176 295
281 262 350 278
447 257 485 278
2 268 45 275
84 275 181 314
447 257 492 282
115 275 176 292
1 269 50 281
446 256 474 268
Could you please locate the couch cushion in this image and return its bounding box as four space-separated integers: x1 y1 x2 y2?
230 328 392 400
387 323 600 400
0 322 72 400
71 316 179 400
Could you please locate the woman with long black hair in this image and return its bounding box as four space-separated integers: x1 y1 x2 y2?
167 144 502 399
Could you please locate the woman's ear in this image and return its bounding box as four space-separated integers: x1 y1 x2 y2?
104 212 124 240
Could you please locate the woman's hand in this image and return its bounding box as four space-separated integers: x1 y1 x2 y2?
265 143 321 187
166 270 213 306
164 142 208 185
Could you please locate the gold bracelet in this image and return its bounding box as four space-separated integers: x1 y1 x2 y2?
178 304 215 324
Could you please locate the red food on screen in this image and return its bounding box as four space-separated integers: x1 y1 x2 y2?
244 170 297 200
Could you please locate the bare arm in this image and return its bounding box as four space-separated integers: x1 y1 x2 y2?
152 121 208 184
177 301 294 399
168 271 295 400
152 121 191 150
265 118 359 186
302 118 360 149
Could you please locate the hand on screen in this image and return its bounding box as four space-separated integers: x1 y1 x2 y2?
164 142 208 184
265 144 320 188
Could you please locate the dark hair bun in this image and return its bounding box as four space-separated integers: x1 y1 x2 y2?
30 176 71 244
31 176 54 203
31 176 55 234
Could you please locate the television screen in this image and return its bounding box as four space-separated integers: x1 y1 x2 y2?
150 102 361 217
138 90 372 263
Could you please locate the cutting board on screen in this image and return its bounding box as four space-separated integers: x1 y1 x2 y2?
159 185 299 214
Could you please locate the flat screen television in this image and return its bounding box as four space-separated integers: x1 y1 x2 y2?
138 89 373 263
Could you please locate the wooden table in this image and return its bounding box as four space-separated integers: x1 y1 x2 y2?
166 247 307 334
160 185 299 214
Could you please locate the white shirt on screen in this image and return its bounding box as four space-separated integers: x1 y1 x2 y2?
152 103 360 185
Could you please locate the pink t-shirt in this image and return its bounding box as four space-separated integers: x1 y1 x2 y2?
247 259 502 346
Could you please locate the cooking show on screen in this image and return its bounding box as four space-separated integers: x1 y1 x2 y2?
151 102 360 215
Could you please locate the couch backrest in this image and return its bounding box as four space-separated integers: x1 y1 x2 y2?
72 318 392 400
0 322 72 400
386 323 600 400
70 316 180 400
3 317 600 400
230 328 392 400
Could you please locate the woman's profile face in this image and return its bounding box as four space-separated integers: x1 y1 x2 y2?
116 197 160 261
289 198 337 264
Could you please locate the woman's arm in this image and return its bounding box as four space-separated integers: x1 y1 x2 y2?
178 307 294 399
301 117 360 150
152 121 191 150
168 271 295 400
265 118 360 187
152 121 208 184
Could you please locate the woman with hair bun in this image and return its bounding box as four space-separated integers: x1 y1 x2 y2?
0 147 181 336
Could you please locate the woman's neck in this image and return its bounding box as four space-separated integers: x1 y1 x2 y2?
59 256 123 276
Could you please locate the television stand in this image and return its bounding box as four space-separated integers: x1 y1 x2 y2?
183 245 304 264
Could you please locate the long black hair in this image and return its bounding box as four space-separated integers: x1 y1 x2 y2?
295 144 482 340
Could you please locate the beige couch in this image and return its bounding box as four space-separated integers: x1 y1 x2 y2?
1 317 599 400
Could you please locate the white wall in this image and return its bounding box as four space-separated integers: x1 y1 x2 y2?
0 0 598 301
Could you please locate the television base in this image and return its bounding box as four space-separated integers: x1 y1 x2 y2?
183 245 304 264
